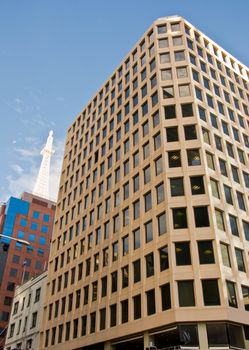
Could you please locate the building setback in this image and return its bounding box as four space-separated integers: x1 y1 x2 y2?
40 16 249 350
0 193 55 349
4 271 47 350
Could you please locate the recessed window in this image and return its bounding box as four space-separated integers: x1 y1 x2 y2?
133 200 140 220
202 279 220 305
168 150 181 167
110 304 117 327
206 152 215 170
146 289 156 315
155 156 163 175
161 283 171 310
133 294 141 319
171 22 180 31
157 24 167 34
170 177 184 196
210 179 219 198
133 259 141 283
154 133 161 150
156 183 165 204
220 243 231 267
161 69 172 80
163 86 174 98
158 38 168 48
226 281 238 308
235 248 245 272
237 191 246 211
164 105 176 119
159 246 169 271
190 176 205 195
143 166 151 184
202 128 210 144
179 84 191 97
145 253 154 277
160 53 170 64
229 215 239 237
174 51 185 61
177 66 188 78
198 241 215 264
187 149 201 166
166 127 178 142
215 209 225 231
143 142 150 159
99 308 106 330
173 36 183 46
184 125 197 140
157 212 166 235
181 103 193 117
241 285 249 311
175 242 191 265
173 208 187 229
145 220 153 243
194 206 209 227
133 228 140 250
121 299 128 323
178 280 195 306
111 271 118 293
144 191 152 212
122 235 129 256
198 106 206 120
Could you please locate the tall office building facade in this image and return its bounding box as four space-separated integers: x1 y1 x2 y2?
41 16 249 350
0 193 55 349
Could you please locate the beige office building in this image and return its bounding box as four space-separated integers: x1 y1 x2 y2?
40 16 249 350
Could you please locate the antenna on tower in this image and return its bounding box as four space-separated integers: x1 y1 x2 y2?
33 130 55 200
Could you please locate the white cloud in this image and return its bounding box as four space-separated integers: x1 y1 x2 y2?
6 136 65 202
11 164 24 175
15 147 40 159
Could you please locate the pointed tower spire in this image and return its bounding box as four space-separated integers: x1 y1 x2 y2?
33 130 55 200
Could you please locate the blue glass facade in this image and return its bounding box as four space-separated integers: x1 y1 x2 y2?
0 197 29 244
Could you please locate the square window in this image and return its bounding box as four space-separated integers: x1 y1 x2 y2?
175 242 191 265
168 150 181 167
160 53 170 64
194 206 209 227
181 103 193 117
158 38 168 48
159 246 169 271
157 25 167 34
177 66 188 78
198 241 215 264
202 279 220 305
173 208 187 229
164 105 176 119
174 51 185 61
187 149 201 166
171 23 181 31
170 177 184 196
190 176 205 195
184 125 197 140
179 84 190 97
178 280 195 306
163 86 174 99
161 69 172 80
173 36 183 46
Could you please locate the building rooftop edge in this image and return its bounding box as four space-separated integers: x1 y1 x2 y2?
67 15 249 133
14 271 47 295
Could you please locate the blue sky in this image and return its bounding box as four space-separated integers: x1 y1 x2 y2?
0 0 249 201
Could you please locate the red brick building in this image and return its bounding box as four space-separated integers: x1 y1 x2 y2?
0 192 55 349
